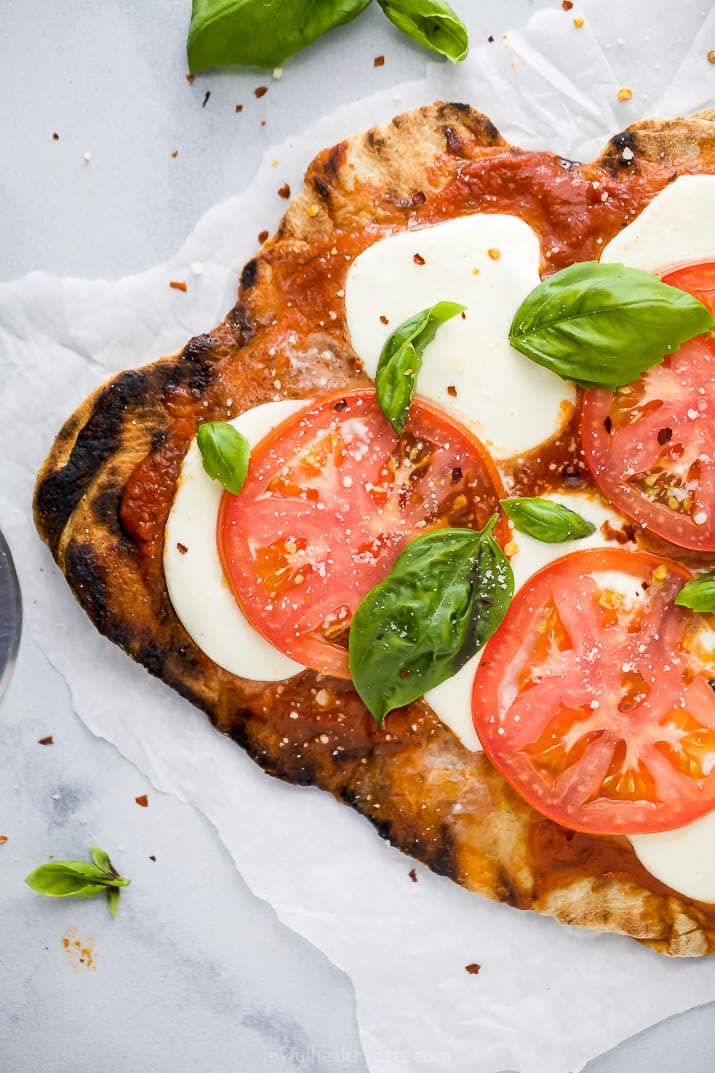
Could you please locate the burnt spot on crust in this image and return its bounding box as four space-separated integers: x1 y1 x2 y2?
313 176 331 199
602 130 639 174
438 103 502 146
324 142 346 181
448 101 471 114
151 428 168 452
443 125 466 156
366 129 387 153
384 190 427 211
90 486 122 536
35 369 149 554
64 540 110 633
240 259 259 290
164 356 214 396
182 333 215 363
226 302 256 345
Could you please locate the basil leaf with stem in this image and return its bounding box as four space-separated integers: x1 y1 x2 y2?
375 300 466 434
509 261 714 390
349 516 513 724
377 0 469 62
187 0 372 72
197 421 250 495
501 497 596 543
25 847 130 916
675 571 715 613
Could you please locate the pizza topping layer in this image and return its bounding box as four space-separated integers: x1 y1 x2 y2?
345 212 576 458
472 547 715 836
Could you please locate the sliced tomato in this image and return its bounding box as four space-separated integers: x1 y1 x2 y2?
582 261 715 552
472 547 715 835
219 389 507 677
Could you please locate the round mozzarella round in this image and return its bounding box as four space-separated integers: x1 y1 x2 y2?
631 810 715 903
601 174 715 273
164 400 308 682
426 491 633 752
345 213 576 459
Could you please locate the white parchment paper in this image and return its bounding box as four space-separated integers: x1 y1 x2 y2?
3 2 715 1070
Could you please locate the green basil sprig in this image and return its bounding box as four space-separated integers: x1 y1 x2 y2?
25 846 130 917
349 517 513 724
377 0 469 61
197 421 250 495
675 571 715 613
501 497 596 543
376 301 465 435
509 262 714 390
187 0 371 71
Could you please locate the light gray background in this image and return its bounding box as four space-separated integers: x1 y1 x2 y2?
1 2 714 1070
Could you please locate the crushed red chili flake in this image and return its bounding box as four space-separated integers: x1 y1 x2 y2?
562 0 573 8
601 519 637 545
447 385 458 397
408 867 418 883
657 426 673 445
460 311 466 319
465 963 481 975
379 314 389 325
171 150 179 158
235 104 244 113
451 466 463 484
413 252 426 265
399 668 409 679
202 90 211 108
52 132 60 141
374 55 385 67
38 735 54 746
135 794 149 807
0 835 7 845
334 398 348 412
255 85 268 98
278 183 291 199
488 34 495 43
176 542 188 555
258 229 269 243
185 73 196 84
170 281 188 292
261 120 267 127
149 855 157 862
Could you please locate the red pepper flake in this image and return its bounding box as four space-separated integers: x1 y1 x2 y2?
0 835 7 845
38 735 54 746
52 131 60 141
171 149 179 158
202 90 211 108
255 85 269 98
399 668 409 679
149 854 157 862
460 311 466 320
278 183 291 199
261 120 267 127
465 963 481 975
562 0 573 8
447 385 458 398
169 280 188 292
235 104 244 113
413 253 426 266
176 542 188 555
408 867 418 883
379 314 389 325
374 55 385 67
657 426 673 445
186 73 196 84
487 35 495 43
258 229 269 244
135 794 149 807
709 50 715 64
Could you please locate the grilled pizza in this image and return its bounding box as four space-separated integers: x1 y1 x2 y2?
34 102 715 956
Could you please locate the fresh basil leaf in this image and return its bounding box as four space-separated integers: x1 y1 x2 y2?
90 844 113 874
377 0 468 61
197 421 250 495
107 887 121 918
509 261 714 390
501 497 596 543
376 301 465 434
675 571 715 613
25 862 113 898
187 0 371 71
349 517 513 723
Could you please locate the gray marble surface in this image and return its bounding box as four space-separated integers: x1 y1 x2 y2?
1 1 714 1070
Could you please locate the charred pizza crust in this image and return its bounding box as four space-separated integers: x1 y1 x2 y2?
34 103 715 956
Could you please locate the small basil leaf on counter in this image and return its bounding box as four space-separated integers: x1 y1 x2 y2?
25 846 130 913
349 517 513 724
197 421 250 495
377 0 468 61
187 0 372 71
674 571 715 613
509 261 714 390
376 301 466 434
107 887 121 918
501 497 596 543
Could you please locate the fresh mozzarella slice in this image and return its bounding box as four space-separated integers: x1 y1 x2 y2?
426 491 632 752
601 174 715 272
345 214 576 459
631 810 715 903
164 400 308 682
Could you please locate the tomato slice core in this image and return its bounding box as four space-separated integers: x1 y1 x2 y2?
472 547 715 835
219 389 506 677
582 261 715 552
